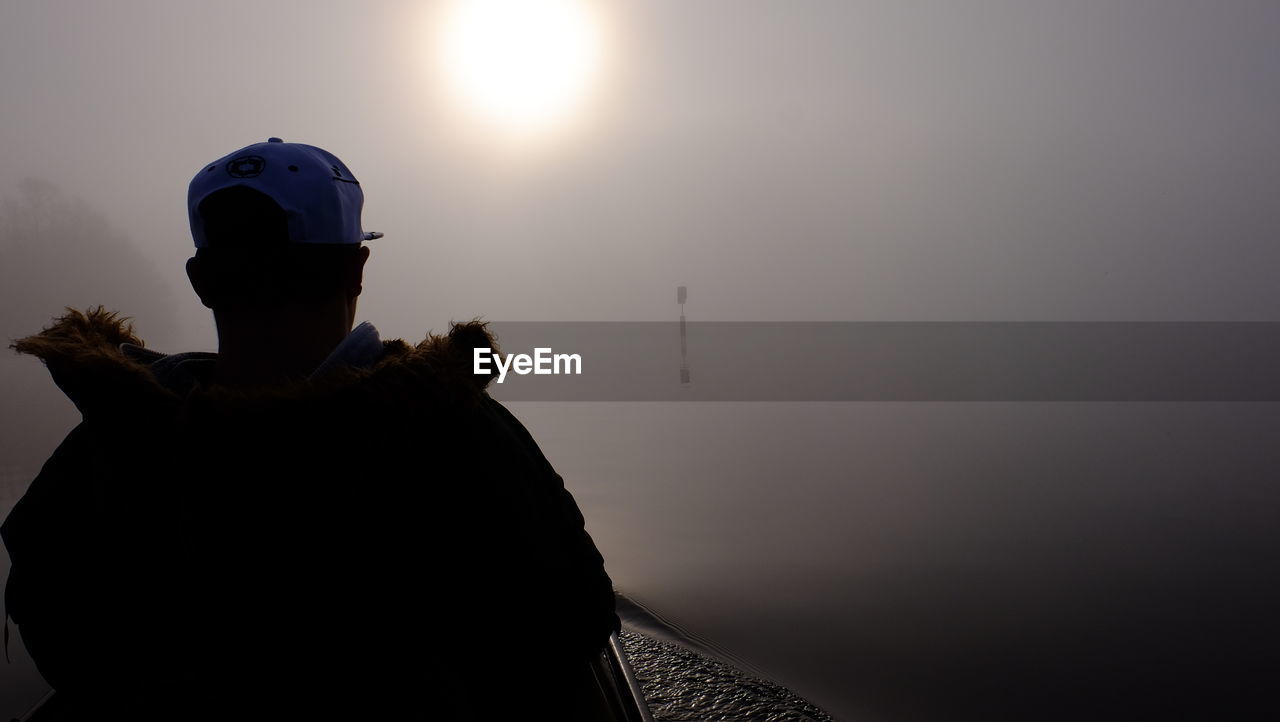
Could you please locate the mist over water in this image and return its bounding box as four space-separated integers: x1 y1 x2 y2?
4 1 1280 719
517 401 1280 720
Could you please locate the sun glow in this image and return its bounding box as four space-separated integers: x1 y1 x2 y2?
436 0 605 136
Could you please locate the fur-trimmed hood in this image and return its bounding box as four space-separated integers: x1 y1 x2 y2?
10 307 501 422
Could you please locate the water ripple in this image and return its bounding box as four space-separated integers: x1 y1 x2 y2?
618 630 833 722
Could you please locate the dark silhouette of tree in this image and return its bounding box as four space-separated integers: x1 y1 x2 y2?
1 179 178 475
0 178 177 342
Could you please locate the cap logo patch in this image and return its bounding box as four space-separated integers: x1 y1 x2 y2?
227 155 266 178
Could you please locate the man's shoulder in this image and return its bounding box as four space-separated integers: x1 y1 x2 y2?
476 396 552 462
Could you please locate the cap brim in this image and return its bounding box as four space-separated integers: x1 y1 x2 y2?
362 231 384 241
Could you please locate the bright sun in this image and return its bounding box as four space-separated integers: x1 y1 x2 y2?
437 0 605 135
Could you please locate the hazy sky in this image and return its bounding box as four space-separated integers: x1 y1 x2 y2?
2 0 1279 351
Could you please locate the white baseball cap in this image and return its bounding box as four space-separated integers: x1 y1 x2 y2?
187 137 382 248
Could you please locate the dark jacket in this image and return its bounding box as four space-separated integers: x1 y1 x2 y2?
2 308 619 719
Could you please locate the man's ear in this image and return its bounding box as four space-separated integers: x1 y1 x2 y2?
186 256 216 309
345 245 371 299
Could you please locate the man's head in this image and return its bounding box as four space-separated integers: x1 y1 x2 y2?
184 138 377 382
185 185 369 314
185 137 378 313
187 137 380 250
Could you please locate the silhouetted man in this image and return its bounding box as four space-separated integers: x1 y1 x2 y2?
3 138 619 720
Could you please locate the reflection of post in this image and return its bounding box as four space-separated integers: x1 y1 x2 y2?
677 285 691 386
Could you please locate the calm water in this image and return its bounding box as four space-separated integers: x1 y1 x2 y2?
5 400 1280 720
515 401 1280 721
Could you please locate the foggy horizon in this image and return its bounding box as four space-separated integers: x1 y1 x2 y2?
3 1 1278 348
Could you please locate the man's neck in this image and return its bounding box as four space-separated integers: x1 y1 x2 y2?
211 304 354 387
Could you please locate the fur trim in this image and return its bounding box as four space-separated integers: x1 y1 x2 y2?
11 307 172 418
414 319 502 388
11 306 143 358
11 308 502 418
